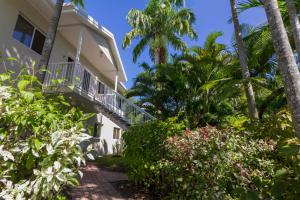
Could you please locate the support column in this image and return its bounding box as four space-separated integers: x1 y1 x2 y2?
73 27 84 85
75 27 84 64
114 72 119 92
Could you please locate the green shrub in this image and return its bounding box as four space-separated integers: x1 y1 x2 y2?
95 155 127 172
0 70 93 199
122 117 186 186
246 109 294 140
124 115 299 199
160 126 276 199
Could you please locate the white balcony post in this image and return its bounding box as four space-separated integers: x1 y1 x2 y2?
73 27 84 85
75 27 84 64
114 72 119 92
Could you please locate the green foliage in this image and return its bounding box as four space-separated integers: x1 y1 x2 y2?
159 127 276 199
122 117 186 185
247 109 294 140
127 32 242 127
273 137 300 199
124 112 299 199
95 155 127 172
0 70 92 199
123 0 197 64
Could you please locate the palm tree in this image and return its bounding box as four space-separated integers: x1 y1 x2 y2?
230 0 259 119
263 0 300 137
38 0 84 82
127 32 238 127
285 0 300 59
122 0 197 65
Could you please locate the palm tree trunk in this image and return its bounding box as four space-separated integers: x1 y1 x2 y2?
154 48 160 65
264 0 300 137
230 0 259 119
154 47 167 65
38 0 65 82
285 0 300 61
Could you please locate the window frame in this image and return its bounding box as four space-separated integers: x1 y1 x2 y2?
98 81 105 94
113 127 121 140
12 14 46 55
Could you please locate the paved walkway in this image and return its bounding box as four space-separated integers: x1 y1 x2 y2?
72 163 128 200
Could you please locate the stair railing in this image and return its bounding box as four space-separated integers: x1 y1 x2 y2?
45 62 155 125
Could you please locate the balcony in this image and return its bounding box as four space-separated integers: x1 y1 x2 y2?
44 62 155 128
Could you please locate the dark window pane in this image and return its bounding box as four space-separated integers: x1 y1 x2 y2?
82 70 91 92
13 15 34 47
98 82 105 94
31 30 45 54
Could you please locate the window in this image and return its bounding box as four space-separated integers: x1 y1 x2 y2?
113 127 121 139
12 15 46 54
98 82 105 94
31 29 46 54
117 96 122 109
93 123 101 138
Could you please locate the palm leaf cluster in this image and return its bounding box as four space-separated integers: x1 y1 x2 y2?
123 0 197 64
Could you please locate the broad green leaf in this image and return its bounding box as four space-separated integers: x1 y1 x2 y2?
34 139 43 150
26 154 35 170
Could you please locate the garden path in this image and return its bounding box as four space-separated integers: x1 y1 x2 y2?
72 163 128 200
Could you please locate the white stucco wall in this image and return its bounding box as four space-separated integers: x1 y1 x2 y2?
0 0 47 74
0 0 125 155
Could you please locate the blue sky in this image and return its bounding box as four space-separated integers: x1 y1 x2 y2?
82 0 267 88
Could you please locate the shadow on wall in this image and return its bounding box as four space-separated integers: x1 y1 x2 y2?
89 139 108 156
113 139 124 156
1 45 40 75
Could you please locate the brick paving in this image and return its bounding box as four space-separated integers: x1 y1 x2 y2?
72 163 128 200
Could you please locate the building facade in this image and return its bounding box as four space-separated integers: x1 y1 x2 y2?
0 0 154 155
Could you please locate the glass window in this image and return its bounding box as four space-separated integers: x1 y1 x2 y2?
12 15 46 55
13 15 34 47
113 127 120 139
117 96 122 109
31 30 46 54
98 82 105 94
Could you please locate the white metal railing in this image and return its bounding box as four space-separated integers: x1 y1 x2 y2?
44 62 155 125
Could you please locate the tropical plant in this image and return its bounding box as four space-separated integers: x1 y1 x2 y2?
0 65 92 199
127 32 242 127
122 117 186 185
123 0 197 64
38 0 84 82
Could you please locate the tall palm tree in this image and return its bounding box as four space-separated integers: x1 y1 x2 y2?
263 0 300 137
122 0 197 65
285 0 300 59
38 0 84 82
230 0 259 119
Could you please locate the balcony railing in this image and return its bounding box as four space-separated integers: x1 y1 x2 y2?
44 62 155 125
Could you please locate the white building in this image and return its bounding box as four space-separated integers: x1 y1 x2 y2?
0 0 154 155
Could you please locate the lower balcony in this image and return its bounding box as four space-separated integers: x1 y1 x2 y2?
44 62 155 128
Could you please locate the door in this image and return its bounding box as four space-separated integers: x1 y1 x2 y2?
65 57 74 83
82 70 91 92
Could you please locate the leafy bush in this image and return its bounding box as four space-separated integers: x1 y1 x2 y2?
124 114 300 199
122 117 186 186
160 127 276 199
0 70 92 199
95 155 127 172
246 109 294 140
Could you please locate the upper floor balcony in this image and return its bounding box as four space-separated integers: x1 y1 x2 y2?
44 62 155 128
